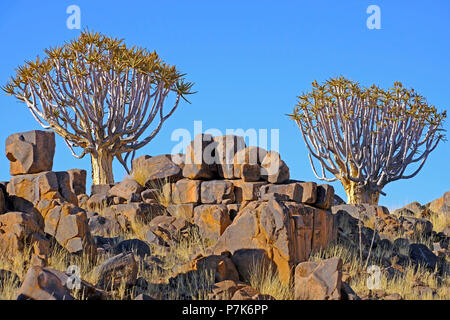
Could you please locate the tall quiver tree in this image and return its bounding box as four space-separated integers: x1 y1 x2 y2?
289 77 446 205
3 31 194 185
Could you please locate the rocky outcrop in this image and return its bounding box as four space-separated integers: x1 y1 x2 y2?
0 211 50 265
427 191 450 214
212 199 336 284
3 130 95 257
127 134 339 284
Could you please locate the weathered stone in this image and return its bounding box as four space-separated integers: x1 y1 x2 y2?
183 133 217 179
44 203 96 255
145 215 192 246
17 266 74 300
7 171 79 215
45 267 107 300
166 203 195 220
332 206 380 249
108 178 144 201
96 252 138 290
29 254 47 267
393 207 415 217
77 194 89 210
0 211 46 260
260 183 302 203
294 257 342 300
103 203 164 231
240 163 261 182
230 248 274 282
31 233 50 258
403 201 426 216
7 171 60 209
214 135 246 179
409 244 439 270
260 192 290 202
93 235 121 252
141 189 159 202
260 151 289 184
314 184 334 210
334 194 346 205
208 280 247 300
399 216 433 238
180 253 239 283
127 193 142 203
65 237 84 253
145 229 168 247
132 154 182 186
170 153 185 169
231 285 274 300
331 204 378 222
185 133 217 165
113 239 151 258
162 182 172 203
213 200 336 284
230 180 267 203
341 281 360 300
183 163 216 180
86 193 113 212
426 191 450 217
172 179 201 204
67 169 87 196
233 146 267 178
88 214 121 237
6 130 55 176
54 171 78 206
194 204 231 242
0 188 5 214
91 184 114 196
227 204 241 221
298 182 317 204
201 180 235 204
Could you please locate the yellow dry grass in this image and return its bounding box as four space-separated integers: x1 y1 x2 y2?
248 261 294 300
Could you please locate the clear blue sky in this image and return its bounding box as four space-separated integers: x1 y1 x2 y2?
0 0 449 209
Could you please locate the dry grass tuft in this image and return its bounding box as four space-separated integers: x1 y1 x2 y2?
248 261 294 300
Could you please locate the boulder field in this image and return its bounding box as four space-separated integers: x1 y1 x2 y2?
0 130 448 300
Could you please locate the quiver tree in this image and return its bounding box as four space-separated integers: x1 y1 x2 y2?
3 31 194 185
289 77 446 205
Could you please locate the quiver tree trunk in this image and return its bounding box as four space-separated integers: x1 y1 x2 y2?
91 151 114 185
342 179 380 205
